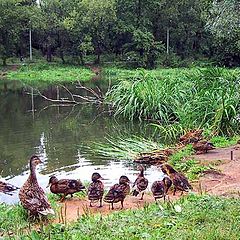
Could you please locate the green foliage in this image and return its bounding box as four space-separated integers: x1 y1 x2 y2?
169 145 209 180
6 63 94 83
210 135 240 148
87 135 163 160
106 67 240 136
205 0 240 66
2 195 240 239
0 203 29 235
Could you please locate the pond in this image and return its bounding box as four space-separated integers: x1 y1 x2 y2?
0 79 164 204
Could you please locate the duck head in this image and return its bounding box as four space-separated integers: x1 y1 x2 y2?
30 155 42 168
47 176 58 187
91 172 104 182
119 175 130 184
161 164 177 175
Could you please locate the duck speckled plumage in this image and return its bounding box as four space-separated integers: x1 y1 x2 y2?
132 165 148 200
104 176 130 210
0 181 19 195
48 176 85 201
19 156 54 216
151 176 172 201
88 172 104 207
161 164 192 195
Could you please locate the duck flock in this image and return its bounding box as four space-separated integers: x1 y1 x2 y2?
0 155 193 216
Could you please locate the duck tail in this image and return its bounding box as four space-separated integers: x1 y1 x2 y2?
132 189 139 197
39 208 55 216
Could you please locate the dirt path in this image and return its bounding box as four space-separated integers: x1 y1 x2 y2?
53 144 240 223
196 144 240 197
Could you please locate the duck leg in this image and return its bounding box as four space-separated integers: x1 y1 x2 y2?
60 194 66 202
140 192 144 200
111 202 114 210
120 200 124 209
173 187 177 196
89 201 93 207
99 198 103 208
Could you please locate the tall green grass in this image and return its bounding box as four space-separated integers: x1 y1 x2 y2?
106 67 240 136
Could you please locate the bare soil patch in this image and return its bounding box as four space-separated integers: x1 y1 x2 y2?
196 144 240 197
53 144 240 223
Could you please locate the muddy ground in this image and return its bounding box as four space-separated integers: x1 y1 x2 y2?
54 144 240 223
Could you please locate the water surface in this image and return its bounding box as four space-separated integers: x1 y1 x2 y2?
0 79 163 204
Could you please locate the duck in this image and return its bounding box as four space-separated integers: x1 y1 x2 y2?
88 172 104 207
104 175 130 210
192 140 215 154
161 163 192 195
47 176 85 201
132 165 148 200
19 155 54 216
0 181 19 195
179 129 203 145
151 176 172 201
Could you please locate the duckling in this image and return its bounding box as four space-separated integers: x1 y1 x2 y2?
0 181 19 195
132 165 148 200
19 155 54 216
48 176 85 201
104 176 130 210
88 172 104 207
161 163 192 195
192 140 215 154
151 176 172 201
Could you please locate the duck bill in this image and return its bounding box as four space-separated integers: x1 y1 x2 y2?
46 183 50 188
99 177 107 180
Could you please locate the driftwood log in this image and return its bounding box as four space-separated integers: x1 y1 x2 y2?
134 149 174 165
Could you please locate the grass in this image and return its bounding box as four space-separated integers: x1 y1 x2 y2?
106 67 240 136
1 194 240 239
88 135 164 160
5 63 94 84
210 135 240 148
168 144 210 180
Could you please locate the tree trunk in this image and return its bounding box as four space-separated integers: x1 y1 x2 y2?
47 46 52 62
2 57 7 66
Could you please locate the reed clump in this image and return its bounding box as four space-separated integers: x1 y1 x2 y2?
106 67 240 136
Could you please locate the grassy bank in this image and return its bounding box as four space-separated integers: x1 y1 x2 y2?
5 63 94 84
106 67 240 136
1 194 239 239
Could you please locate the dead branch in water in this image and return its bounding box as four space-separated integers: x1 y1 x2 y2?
27 84 104 105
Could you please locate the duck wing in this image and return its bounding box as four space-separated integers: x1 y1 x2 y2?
136 177 148 192
151 181 165 198
104 184 130 203
88 181 104 201
52 179 85 194
172 173 192 192
19 183 54 215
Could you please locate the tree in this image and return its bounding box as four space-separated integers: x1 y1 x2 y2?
0 0 31 65
205 0 240 66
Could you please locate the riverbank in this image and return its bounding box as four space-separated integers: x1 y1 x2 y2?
1 63 95 85
1 143 240 239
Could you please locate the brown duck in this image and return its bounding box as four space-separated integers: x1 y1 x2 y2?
48 176 85 201
151 176 172 201
161 163 192 195
88 172 104 207
192 140 215 154
179 129 203 145
104 176 130 210
19 155 54 216
0 181 19 195
132 165 148 200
